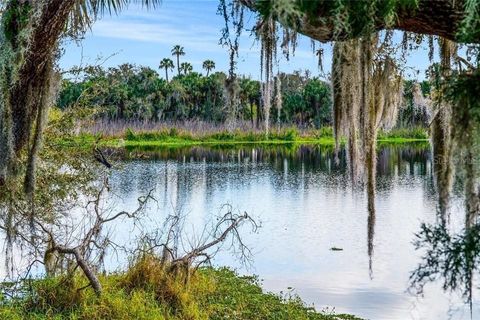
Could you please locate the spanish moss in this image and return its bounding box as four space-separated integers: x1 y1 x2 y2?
430 38 457 223
257 15 277 136
219 0 244 130
274 74 282 128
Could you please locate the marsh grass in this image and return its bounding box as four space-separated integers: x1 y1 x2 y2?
0 256 362 320
83 120 272 138
82 120 333 140
377 127 428 140
83 120 425 139
124 127 311 143
67 120 428 150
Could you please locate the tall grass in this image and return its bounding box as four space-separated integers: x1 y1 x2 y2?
81 120 331 138
123 127 318 143
77 120 427 147
0 256 361 320
378 127 428 140
82 120 264 137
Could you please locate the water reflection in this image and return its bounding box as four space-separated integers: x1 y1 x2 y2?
368 196 376 279
106 143 476 319
116 143 431 177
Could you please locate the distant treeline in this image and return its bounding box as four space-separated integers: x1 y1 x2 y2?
58 63 431 129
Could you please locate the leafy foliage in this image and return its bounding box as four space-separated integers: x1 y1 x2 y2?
446 69 480 130
458 0 480 43
59 64 335 128
411 223 480 304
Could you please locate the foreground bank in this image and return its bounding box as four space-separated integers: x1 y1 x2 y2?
0 259 361 320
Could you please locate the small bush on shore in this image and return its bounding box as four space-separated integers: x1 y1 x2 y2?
378 127 428 140
315 126 334 138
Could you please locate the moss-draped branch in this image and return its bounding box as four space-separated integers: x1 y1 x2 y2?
241 0 476 43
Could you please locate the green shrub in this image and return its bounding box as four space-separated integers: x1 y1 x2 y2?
316 126 334 138
209 131 235 141
125 128 137 141
0 261 361 320
282 128 299 141
378 127 428 140
169 127 178 138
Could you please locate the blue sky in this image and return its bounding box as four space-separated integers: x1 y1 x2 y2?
60 0 433 81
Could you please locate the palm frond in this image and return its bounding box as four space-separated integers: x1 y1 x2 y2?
68 0 162 35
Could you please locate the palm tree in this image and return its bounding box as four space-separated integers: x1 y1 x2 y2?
180 62 193 75
202 60 215 76
159 58 174 82
315 48 324 72
171 45 185 76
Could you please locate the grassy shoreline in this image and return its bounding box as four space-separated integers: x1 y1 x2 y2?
66 126 429 149
0 262 362 320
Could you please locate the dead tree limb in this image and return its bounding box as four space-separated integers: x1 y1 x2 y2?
35 180 154 296
132 205 259 280
171 212 254 268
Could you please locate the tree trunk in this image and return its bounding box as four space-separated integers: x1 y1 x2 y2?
0 0 76 185
176 55 180 76
24 60 57 196
250 101 254 128
56 245 103 296
314 99 320 128
256 99 262 129
9 1 75 152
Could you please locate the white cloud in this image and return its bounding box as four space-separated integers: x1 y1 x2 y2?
93 19 222 52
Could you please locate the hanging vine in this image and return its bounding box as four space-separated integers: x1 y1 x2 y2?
256 15 277 136
331 33 405 273
274 74 282 128
428 38 457 223
219 0 244 131
280 27 297 60
446 70 480 228
332 38 363 180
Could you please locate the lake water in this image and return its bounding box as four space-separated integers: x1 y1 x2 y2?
106 144 477 320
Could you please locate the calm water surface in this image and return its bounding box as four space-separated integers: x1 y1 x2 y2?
107 145 477 320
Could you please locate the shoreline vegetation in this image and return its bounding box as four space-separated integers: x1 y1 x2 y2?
65 121 429 149
0 0 478 319
0 258 362 320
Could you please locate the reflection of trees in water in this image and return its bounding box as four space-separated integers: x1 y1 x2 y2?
112 144 432 278
118 144 429 177
367 180 376 279
107 144 480 310
376 146 430 179
367 146 432 278
137 162 158 194
367 145 430 278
